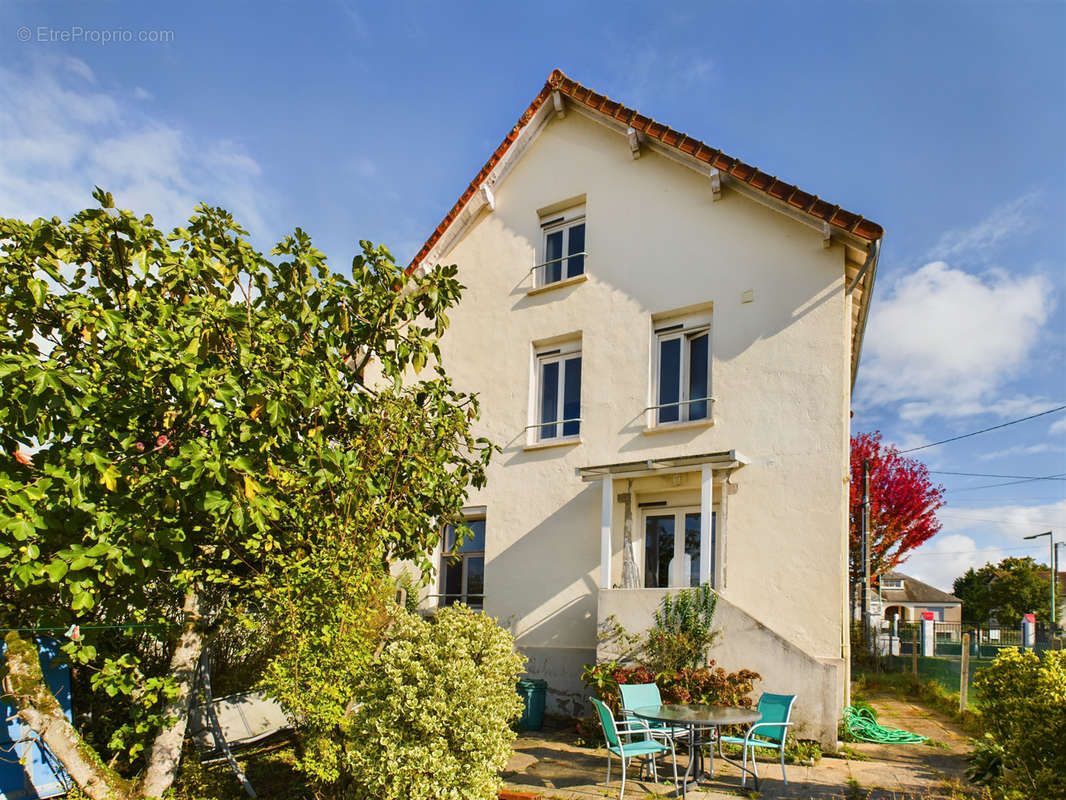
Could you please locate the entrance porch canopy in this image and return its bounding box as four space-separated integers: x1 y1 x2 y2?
577 451 748 590
576 450 748 482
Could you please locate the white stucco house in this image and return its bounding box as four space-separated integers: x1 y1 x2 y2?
405 70 883 746
878 571 963 624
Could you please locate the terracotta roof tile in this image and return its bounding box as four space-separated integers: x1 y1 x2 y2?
409 69 883 273
881 571 960 605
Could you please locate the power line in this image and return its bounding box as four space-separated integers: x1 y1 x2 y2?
908 543 1044 558
950 497 1066 505
937 511 1066 527
931 470 1066 481
944 473 1066 493
897 405 1066 454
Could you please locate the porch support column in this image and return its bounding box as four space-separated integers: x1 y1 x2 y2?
699 465 713 585
600 477 613 589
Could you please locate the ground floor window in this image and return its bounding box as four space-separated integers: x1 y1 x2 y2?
440 517 485 608
642 508 715 588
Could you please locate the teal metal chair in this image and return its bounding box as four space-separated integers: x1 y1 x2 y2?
718 692 796 787
590 697 677 799
618 682 689 746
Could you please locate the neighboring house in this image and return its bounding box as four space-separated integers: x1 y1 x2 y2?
877 571 962 624
406 70 882 747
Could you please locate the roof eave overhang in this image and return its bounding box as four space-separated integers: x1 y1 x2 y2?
848 239 880 392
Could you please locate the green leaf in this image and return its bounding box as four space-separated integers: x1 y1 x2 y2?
45 559 69 582
70 555 95 571
230 455 254 472
6 519 34 541
203 491 230 513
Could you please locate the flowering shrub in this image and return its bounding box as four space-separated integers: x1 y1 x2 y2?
582 661 760 715
969 649 1066 798
337 605 525 800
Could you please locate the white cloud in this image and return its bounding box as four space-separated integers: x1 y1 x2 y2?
1051 418 1066 436
0 58 273 239
63 57 96 84
347 156 378 179
978 442 1061 461
888 432 931 452
612 48 715 107
900 533 1006 593
898 395 1059 425
133 86 153 101
895 494 1066 591
330 0 370 39
931 194 1039 262
936 501 1066 555
858 261 1052 421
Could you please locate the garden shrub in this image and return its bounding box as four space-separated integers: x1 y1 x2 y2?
646 584 720 672
337 605 525 800
968 648 1066 799
582 661 760 715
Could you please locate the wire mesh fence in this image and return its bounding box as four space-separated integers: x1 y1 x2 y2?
853 619 1064 710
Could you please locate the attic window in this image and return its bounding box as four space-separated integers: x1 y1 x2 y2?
535 203 586 287
881 578 903 590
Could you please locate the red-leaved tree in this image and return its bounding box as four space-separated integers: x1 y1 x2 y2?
850 431 945 586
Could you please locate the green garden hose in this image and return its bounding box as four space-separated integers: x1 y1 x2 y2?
843 705 928 744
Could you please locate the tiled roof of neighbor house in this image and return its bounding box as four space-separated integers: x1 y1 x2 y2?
880 571 960 605
408 68 884 274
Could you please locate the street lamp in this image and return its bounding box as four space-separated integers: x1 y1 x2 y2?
1023 530 1056 628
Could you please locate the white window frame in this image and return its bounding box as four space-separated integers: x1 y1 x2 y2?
649 320 713 427
640 506 715 588
536 204 586 288
439 516 485 609
533 341 582 443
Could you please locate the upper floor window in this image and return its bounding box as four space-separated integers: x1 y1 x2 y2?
881 578 903 590
537 204 586 287
535 341 582 442
653 321 711 425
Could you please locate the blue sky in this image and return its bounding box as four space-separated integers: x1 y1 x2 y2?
2 1 1064 590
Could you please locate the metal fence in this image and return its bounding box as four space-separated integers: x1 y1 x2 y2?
858 620 1064 710
899 621 1058 657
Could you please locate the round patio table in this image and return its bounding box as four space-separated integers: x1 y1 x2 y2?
631 704 762 797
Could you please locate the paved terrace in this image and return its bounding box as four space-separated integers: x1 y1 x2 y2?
503 692 977 799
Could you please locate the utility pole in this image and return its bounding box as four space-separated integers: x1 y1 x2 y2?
862 459 872 649
1056 542 1064 632
1023 530 1055 629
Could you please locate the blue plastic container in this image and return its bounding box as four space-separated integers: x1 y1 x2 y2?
1 637 72 799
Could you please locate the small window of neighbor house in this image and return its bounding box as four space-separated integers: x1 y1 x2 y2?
536 204 585 287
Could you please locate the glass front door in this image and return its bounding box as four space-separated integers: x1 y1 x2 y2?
643 508 714 588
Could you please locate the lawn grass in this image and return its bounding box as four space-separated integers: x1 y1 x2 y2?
851 668 984 735
168 736 311 799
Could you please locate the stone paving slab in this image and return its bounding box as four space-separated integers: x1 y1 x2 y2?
502 692 977 800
